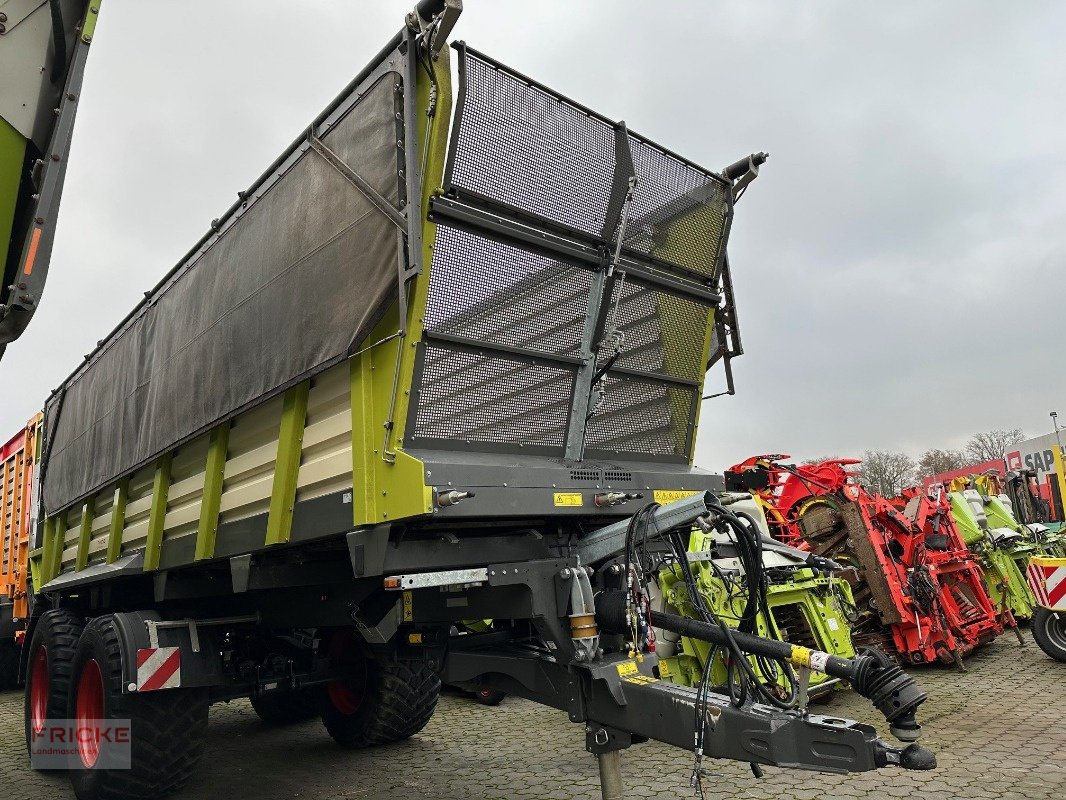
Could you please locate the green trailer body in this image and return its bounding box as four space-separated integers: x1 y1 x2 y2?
17 5 935 797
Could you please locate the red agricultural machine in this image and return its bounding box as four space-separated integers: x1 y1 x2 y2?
725 455 1004 666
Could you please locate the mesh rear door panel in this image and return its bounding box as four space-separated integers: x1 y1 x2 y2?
602 279 712 382
416 45 732 461
411 345 574 450
448 53 617 237
425 225 592 358
584 375 696 459
623 137 731 278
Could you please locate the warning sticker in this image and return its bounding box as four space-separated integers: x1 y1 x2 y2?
554 492 583 507
616 661 639 677
658 659 672 679
653 490 702 504
624 674 658 685
402 590 413 622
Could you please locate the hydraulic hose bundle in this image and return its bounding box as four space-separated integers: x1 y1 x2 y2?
595 493 933 794
595 494 930 742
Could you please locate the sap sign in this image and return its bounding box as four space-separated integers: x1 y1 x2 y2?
1005 432 1064 479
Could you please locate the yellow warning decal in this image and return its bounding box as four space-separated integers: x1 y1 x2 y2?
554 492 583 507
790 645 812 668
624 674 658 685
616 660 639 677
657 659 672 678
653 490 702 504
402 591 413 622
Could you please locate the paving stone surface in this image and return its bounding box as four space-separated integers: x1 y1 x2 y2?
1 629 1063 799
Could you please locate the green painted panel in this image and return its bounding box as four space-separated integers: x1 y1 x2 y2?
106 478 128 564
75 497 96 571
39 518 56 584
143 455 173 571
82 2 102 43
265 383 309 545
0 117 27 275
196 423 230 560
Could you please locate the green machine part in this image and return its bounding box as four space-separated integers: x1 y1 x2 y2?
986 495 1066 558
949 492 1037 620
983 494 1060 573
656 529 857 697
0 117 26 273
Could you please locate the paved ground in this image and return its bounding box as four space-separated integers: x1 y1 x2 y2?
2 629 1063 800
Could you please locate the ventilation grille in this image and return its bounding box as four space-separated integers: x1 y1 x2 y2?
604 470 633 482
570 469 601 482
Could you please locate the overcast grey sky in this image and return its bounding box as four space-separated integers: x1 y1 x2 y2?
2 1 1063 471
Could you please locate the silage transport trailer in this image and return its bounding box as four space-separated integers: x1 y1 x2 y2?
0 414 40 686
21 3 935 798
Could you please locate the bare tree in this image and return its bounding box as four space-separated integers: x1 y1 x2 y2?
860 450 917 497
800 455 842 465
965 429 1025 463
916 448 968 478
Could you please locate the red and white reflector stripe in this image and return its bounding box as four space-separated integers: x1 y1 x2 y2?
1027 558 1066 611
136 647 181 692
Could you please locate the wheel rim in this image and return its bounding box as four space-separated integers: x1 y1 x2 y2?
1043 611 1066 650
326 632 367 716
29 646 49 735
75 659 104 769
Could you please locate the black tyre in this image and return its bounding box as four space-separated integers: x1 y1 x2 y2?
473 688 506 706
319 629 439 748
250 688 318 725
0 638 21 690
67 615 209 800
24 609 84 766
1032 607 1066 663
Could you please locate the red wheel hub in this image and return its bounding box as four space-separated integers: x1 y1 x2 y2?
326 632 367 716
75 659 105 769
29 646 49 735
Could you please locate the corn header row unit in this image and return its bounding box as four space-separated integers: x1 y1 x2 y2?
726 455 1005 666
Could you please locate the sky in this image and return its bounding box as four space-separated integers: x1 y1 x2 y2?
2 1 1064 472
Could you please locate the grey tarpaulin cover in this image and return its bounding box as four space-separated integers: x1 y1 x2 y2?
41 73 402 515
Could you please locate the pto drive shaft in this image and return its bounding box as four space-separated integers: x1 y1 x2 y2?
652 608 928 744
596 592 930 746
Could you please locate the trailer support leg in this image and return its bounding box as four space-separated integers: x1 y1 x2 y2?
597 751 624 800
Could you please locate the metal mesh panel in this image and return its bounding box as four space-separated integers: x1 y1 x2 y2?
584 375 696 458
427 47 734 460
448 49 732 278
623 137 731 277
601 279 712 381
426 226 592 357
412 345 574 448
449 53 616 236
